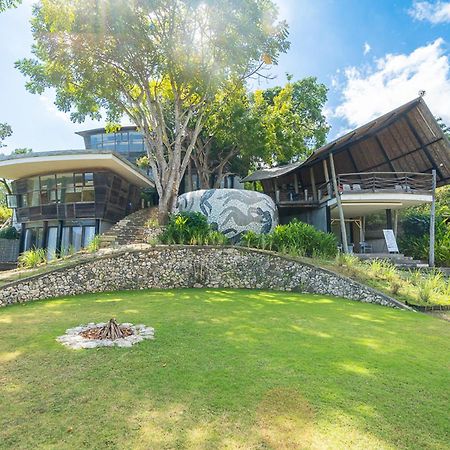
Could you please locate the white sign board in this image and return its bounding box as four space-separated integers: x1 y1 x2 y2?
383 229 399 253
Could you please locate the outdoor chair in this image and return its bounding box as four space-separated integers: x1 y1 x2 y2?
359 241 372 253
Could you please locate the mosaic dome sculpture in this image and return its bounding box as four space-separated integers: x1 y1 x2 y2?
176 189 278 241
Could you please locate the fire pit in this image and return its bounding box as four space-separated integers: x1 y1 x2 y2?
57 318 155 349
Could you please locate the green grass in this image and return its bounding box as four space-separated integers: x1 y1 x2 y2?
0 289 449 449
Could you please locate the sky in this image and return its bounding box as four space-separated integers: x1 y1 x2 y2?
0 0 449 154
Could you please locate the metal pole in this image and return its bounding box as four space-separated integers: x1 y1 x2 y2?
329 154 349 253
429 169 436 267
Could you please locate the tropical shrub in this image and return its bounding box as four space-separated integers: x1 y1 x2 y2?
159 212 228 245
86 235 100 253
242 220 338 258
0 205 12 223
0 226 19 240
18 248 46 269
399 212 450 266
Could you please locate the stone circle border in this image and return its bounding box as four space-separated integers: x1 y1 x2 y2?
57 322 155 349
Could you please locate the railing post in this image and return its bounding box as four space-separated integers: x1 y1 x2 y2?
429 169 437 267
329 154 349 253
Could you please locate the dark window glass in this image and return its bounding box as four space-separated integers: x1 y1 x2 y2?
90 134 103 149
102 133 116 150
84 173 94 185
83 226 96 247
72 226 83 251
129 132 144 153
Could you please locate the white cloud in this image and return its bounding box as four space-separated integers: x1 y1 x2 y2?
333 38 450 128
408 1 450 24
363 42 371 55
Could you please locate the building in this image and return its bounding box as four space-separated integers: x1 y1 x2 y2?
243 97 450 254
1 150 154 258
0 124 241 259
1 97 449 260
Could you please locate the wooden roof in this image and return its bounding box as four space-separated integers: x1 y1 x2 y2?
243 98 450 187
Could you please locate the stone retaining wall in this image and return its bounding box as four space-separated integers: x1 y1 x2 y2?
0 246 411 310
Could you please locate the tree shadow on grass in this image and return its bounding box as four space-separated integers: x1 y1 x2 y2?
0 288 449 449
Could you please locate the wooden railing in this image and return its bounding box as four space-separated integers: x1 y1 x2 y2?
275 171 433 207
337 172 433 194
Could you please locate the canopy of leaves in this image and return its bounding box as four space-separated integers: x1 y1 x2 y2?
191 76 329 186
17 0 289 124
254 76 329 165
0 0 21 12
0 122 12 147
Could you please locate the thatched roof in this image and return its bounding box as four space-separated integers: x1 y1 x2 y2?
243 98 450 187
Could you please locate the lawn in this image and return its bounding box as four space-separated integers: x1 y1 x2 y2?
0 289 449 449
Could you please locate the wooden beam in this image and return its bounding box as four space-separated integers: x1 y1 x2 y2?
345 147 359 173
294 173 299 194
429 169 437 267
322 159 331 196
393 210 398 238
309 167 317 201
274 178 280 203
332 136 444 174
404 115 444 180
301 102 420 169
329 154 349 253
375 135 396 172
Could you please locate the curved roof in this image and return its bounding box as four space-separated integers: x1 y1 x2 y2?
75 125 138 137
243 98 450 187
0 150 154 188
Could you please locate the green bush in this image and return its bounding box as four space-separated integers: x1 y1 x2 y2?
86 235 100 253
159 212 228 245
0 205 12 223
0 226 19 240
242 220 338 259
399 213 450 266
18 248 46 269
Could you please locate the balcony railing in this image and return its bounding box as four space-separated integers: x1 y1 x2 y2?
337 172 433 194
276 171 434 207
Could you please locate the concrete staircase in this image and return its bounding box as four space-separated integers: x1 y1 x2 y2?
99 207 159 248
356 253 429 269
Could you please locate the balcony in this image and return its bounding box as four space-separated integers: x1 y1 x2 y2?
274 172 434 215
336 172 433 194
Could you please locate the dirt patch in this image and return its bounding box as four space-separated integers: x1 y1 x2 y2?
256 388 315 449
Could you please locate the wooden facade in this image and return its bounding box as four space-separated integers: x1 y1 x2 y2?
12 170 141 225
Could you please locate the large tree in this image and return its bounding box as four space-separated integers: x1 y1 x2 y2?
17 0 289 223
189 76 329 188
189 81 265 189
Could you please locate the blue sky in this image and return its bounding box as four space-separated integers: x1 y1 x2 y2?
0 0 449 154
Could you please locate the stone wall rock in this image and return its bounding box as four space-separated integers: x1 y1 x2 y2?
0 246 411 310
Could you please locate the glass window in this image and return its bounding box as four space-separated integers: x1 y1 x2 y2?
28 191 40 207
83 226 96 247
90 134 103 149
84 173 94 186
102 133 116 150
6 195 17 208
72 226 83 251
24 229 33 251
46 227 58 261
57 173 73 203
61 226 71 255
82 186 95 202
129 132 144 153
24 227 43 250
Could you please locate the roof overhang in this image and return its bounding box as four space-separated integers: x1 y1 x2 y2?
243 98 450 187
0 150 154 188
